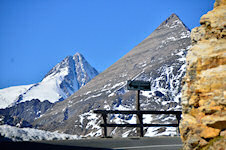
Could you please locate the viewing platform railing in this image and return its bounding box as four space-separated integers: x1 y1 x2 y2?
93 110 182 137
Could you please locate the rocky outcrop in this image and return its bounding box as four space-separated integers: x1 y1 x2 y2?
180 0 226 149
0 115 32 128
0 99 54 123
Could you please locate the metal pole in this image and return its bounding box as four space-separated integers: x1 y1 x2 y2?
136 90 143 137
136 90 140 111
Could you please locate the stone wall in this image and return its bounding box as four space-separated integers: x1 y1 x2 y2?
179 0 226 149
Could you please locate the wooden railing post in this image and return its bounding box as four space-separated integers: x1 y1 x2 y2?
176 113 181 135
176 113 181 125
102 113 107 138
138 112 144 137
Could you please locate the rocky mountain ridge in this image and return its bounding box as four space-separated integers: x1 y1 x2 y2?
34 13 191 137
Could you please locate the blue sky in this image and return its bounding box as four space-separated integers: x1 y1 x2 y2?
0 0 215 89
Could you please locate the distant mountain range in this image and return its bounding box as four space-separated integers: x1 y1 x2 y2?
33 13 191 137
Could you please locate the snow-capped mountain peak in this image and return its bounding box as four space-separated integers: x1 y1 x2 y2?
0 52 98 109
43 55 74 82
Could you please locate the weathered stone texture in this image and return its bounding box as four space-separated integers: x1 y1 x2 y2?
180 0 226 149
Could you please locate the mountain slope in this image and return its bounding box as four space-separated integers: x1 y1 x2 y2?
34 13 191 137
0 53 98 109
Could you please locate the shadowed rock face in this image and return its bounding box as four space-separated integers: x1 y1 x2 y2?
0 99 54 123
33 13 191 137
180 0 226 149
0 115 32 128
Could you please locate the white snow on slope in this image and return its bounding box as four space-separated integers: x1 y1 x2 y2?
0 125 80 141
77 112 102 137
21 66 71 103
0 84 34 109
21 82 65 104
145 127 177 137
